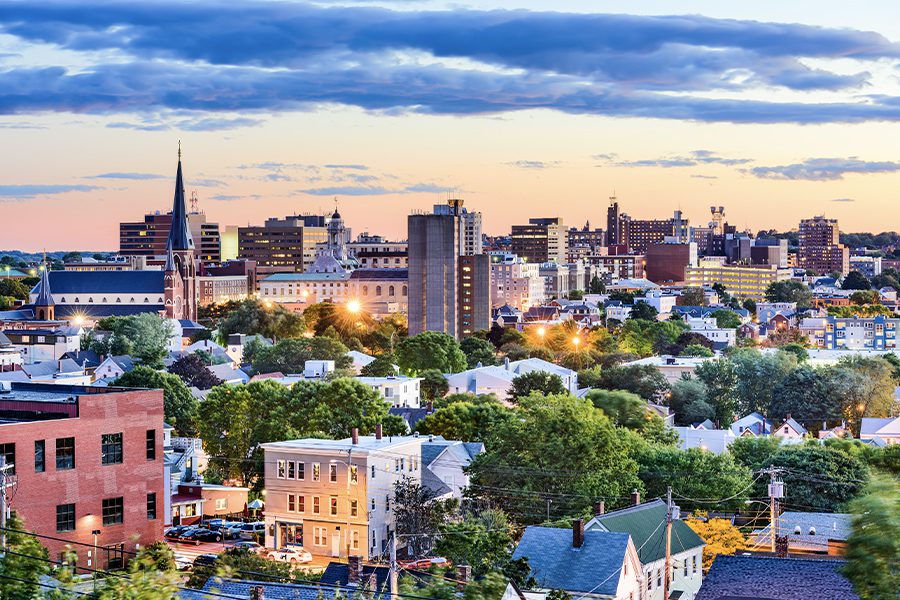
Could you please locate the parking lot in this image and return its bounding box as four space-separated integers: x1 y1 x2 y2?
166 536 332 571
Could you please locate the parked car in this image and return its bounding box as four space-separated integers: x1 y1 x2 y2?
202 519 226 530
174 553 194 571
222 522 244 539
231 541 265 555
266 547 313 564
192 554 220 569
182 528 223 544
164 526 192 541
239 522 266 540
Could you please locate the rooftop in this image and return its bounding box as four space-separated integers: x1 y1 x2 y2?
695 555 858 600
262 434 432 453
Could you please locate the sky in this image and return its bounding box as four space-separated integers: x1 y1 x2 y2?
3 1 900 251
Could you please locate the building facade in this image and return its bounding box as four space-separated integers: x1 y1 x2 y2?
808 315 899 350
238 215 329 275
798 216 849 275
510 218 567 264
408 212 460 337
645 242 697 284
120 211 220 263
490 255 545 310
684 261 790 301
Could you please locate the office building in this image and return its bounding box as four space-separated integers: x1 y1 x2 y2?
606 197 625 246
120 211 220 263
589 253 646 281
798 216 849 275
220 225 240 261
458 254 490 336
511 218 567 264
645 242 698 284
434 199 483 255
238 215 329 276
685 261 790 301
0 382 164 570
567 223 606 262
490 254 545 310
348 234 408 269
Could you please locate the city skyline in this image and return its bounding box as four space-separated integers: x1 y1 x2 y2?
4 0 900 250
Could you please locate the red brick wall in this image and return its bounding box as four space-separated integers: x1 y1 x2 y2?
0 388 165 570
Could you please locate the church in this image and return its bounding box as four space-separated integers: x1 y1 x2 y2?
26 148 199 326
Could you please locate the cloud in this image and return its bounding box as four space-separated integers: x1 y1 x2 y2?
691 174 719 180
299 182 445 196
262 173 292 182
606 150 751 168
86 172 166 180
402 183 445 193
748 158 900 181
0 184 101 199
832 197 856 202
324 164 368 171
506 160 560 169
0 3 898 125
210 194 262 201
190 178 226 187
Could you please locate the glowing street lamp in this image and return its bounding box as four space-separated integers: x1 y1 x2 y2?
536 326 546 339
572 336 581 349
346 299 362 314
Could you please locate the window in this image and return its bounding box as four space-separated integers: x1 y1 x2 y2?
277 460 286 478
34 440 45 473
350 465 358 484
102 497 124 526
298 496 305 513
683 559 688 577
647 571 653 591
101 433 123 465
314 527 327 546
56 438 75 470
0 443 14 475
287 461 296 479
313 496 321 515
371 465 376 479
146 430 156 460
297 462 305 480
330 497 338 516
147 493 157 520
288 494 296 512
312 463 320 481
215 498 227 511
692 555 698 574
56 504 75 532
351 500 358 517
385 495 390 511
351 530 360 550
657 570 662 588
329 464 338 483
371 498 376 511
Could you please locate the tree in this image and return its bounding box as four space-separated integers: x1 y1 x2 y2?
585 389 648 430
769 364 842 424
694 358 738 425
130 541 177 573
360 352 399 376
289 378 406 440
844 477 900 600
682 344 713 357
779 343 809 362
568 290 584 300
0 279 29 300
393 476 457 558
189 546 304 589
508 371 567 401
686 516 746 571
765 280 812 308
396 332 466 375
250 337 352 374
729 348 797 415
218 299 306 340
95 313 173 368
834 356 898 435
597 364 669 401
0 513 50 600
468 394 640 522
97 568 180 598
678 287 708 306
589 275 605 294
460 337 498 369
742 298 757 314
769 445 870 512
841 270 871 290
711 309 742 329
629 302 659 321
849 290 880 305
113 366 198 435
420 369 449 400
416 399 514 443
435 510 515 579
167 353 223 390
668 378 711 426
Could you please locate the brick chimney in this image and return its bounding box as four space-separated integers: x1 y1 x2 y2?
572 518 585 548
456 565 471 591
348 555 363 585
351 428 359 445
375 423 383 440
631 489 641 506
593 501 605 516
426 400 434 413
249 586 264 600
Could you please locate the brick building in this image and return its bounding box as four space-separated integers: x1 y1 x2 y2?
0 382 164 570
798 216 849 275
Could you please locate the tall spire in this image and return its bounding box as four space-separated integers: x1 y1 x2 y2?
34 261 54 307
164 238 176 272
168 141 194 251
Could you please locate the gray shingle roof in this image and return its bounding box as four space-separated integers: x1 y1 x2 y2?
695 555 858 600
512 526 630 596
179 577 349 600
32 271 165 294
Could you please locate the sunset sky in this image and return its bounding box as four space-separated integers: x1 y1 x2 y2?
3 1 900 251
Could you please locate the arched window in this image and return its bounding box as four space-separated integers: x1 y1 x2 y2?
402 286 408 296
376 286 382 296
363 286 369 296
116 297 121 303
61 297 66 303
130 297 135 303
102 297 107 303
389 286 395 296
74 297 79 303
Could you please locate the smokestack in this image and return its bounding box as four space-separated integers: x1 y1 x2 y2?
351 428 359 445
572 519 585 548
631 490 641 506
375 423 383 440
593 501 605 516
348 555 363 585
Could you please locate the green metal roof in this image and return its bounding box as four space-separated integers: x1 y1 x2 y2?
588 499 705 564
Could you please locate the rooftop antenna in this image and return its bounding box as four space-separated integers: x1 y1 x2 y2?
190 190 199 214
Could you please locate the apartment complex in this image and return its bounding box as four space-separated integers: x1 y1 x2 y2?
685 260 790 301
0 382 164 570
807 315 899 350
567 223 606 262
798 216 849 275
119 211 221 262
348 234 408 269
490 255 545 310
238 215 329 275
434 199 483 255
511 218 567 264
607 199 689 252
458 254 491 337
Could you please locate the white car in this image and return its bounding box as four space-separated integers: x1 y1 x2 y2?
174 553 194 571
266 547 313 564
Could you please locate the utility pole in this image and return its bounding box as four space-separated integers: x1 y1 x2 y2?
0 456 16 550
762 466 785 553
389 532 398 600
663 486 679 600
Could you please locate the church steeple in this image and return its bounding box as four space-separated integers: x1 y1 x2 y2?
34 261 54 321
168 141 194 251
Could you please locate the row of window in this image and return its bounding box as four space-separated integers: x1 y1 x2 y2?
644 554 699 592
0 430 156 474
285 494 360 517
56 493 156 531
310 526 360 550
276 460 358 483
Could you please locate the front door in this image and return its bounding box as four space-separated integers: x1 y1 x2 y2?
331 531 341 557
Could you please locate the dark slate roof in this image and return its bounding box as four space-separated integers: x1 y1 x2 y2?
512 526 630 596
589 499 705 564
695 555 858 600
168 156 195 251
320 562 393 597
54 305 165 318
31 271 164 295
61 349 102 368
179 577 350 600
348 268 409 280
389 407 430 430
0 308 34 320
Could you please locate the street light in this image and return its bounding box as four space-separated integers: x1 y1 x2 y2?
572 336 581 349
536 326 546 340
346 299 361 314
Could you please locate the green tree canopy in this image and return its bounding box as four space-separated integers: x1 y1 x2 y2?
113 366 198 435
841 271 871 290
460 336 498 368
360 352 399 376
769 444 870 512
419 369 449 400
729 348 797 415
694 357 738 424
94 313 173 368
508 370 568 401
167 353 223 390
0 279 29 300
0 513 49 600
218 299 306 340
434 509 515 579
765 280 812 308
682 344 713 357
585 389 648 430
711 309 742 329
678 287 708 306
596 364 669 401
629 302 659 321
250 337 352 374
844 477 900 600
416 398 514 443
396 332 467 375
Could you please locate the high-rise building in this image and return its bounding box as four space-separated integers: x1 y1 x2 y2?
606 197 623 246
490 254 545 310
798 216 849 275
120 211 220 262
434 199 483 255
510 217 567 263
645 242 698 284
606 198 689 252
238 215 329 275
458 254 490 336
567 222 606 262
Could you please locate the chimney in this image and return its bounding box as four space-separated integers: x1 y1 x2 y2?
786 413 792 421
593 501 605 516
375 424 383 440
351 428 359 445
631 489 641 506
504 357 510 370
426 400 433 413
348 555 363 585
249 586 265 600
456 565 471 591
572 519 585 548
